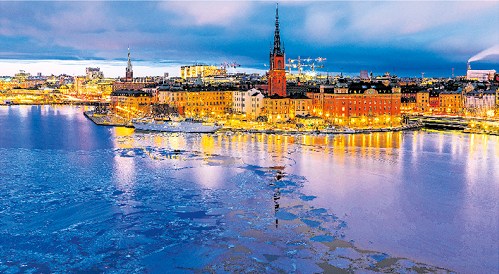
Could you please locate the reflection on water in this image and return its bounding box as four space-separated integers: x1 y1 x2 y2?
1 106 498 273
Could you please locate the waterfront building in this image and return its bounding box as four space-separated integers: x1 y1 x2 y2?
110 89 153 119
400 85 420 113
416 90 430 113
268 5 286 97
232 88 264 116
306 81 402 127
248 89 265 120
158 85 188 115
464 90 496 116
429 90 440 113
263 94 290 122
288 93 313 119
306 84 335 118
439 90 462 114
83 78 115 100
183 88 233 118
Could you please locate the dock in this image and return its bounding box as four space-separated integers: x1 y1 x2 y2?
83 111 132 127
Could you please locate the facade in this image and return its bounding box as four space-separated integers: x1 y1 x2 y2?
400 85 419 112
416 91 430 113
268 6 286 97
248 90 265 120
429 90 440 112
307 82 402 127
112 81 155 92
439 90 462 114
289 93 313 119
184 89 233 118
263 94 290 122
232 88 264 117
86 67 103 79
110 90 153 118
157 86 187 115
180 65 223 79
467 69 496 81
464 90 496 116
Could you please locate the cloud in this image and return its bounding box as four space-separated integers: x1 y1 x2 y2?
160 1 255 27
300 2 499 43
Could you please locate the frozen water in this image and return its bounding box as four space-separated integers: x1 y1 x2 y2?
0 106 496 273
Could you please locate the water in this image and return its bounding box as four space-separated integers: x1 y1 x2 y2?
1 105 497 273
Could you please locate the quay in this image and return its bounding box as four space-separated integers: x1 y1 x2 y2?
83 111 132 127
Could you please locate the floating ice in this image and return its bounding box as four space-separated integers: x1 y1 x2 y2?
328 257 352 269
310 235 335 242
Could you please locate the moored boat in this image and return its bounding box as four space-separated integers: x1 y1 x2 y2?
322 126 358 134
131 116 222 133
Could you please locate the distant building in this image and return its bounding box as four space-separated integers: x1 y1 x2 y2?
180 65 223 80
467 64 496 81
268 5 286 97
360 70 369 79
125 47 133 82
86 67 104 79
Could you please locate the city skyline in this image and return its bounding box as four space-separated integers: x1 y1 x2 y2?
1 1 498 78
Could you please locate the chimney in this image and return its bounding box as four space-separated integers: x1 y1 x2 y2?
467 63 471 71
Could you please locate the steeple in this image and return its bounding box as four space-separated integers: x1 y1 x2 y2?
272 4 283 56
126 45 132 73
125 45 133 82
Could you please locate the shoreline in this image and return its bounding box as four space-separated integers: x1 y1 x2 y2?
83 110 423 134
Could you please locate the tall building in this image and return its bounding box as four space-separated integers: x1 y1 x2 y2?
126 46 133 82
268 5 286 97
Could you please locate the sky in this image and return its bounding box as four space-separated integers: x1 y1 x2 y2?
0 1 498 78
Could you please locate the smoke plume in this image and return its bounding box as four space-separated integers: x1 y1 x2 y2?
468 44 499 62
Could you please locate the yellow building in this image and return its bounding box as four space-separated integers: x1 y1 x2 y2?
110 90 153 119
180 65 224 79
158 86 188 115
416 91 430 113
263 94 291 122
84 78 115 100
289 93 313 119
439 90 462 114
184 89 233 118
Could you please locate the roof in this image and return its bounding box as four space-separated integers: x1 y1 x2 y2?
288 93 311 100
111 90 152 97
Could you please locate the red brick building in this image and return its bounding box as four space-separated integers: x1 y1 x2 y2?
268 6 286 97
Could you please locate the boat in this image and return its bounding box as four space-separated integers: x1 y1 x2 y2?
131 115 222 133
322 126 358 134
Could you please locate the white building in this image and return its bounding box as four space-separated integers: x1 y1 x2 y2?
467 69 496 81
464 90 496 115
232 88 264 119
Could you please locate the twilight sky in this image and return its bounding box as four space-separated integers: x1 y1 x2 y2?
0 1 498 78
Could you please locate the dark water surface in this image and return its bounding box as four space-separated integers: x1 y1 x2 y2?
0 105 497 273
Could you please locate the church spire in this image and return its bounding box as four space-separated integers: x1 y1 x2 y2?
125 45 133 82
126 45 132 73
273 4 283 56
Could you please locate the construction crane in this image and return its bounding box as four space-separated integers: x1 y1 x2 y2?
220 62 241 70
286 56 326 75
